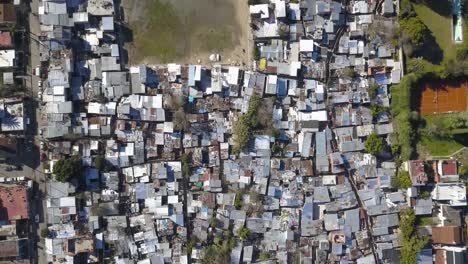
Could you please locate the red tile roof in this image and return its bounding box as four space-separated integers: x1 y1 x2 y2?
441 160 457 176
0 185 28 221
0 31 11 47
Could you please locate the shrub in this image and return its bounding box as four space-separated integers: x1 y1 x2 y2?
368 82 380 99
364 133 385 156
181 154 190 177
392 171 412 189
399 208 429 264
420 191 431 199
232 93 262 153
94 155 106 172
234 190 243 210
40 228 49 238
53 159 82 183
342 68 355 78
238 227 250 241
259 252 270 261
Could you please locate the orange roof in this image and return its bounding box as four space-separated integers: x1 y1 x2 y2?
441 160 457 176
0 185 28 221
432 226 463 245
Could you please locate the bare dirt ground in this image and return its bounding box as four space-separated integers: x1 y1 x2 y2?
122 0 251 66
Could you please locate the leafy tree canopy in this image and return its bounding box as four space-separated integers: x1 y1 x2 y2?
53 159 82 183
364 133 385 156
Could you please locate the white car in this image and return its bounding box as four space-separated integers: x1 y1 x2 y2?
34 67 40 76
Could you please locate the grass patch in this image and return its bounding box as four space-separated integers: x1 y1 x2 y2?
418 112 468 156
127 0 239 63
192 25 232 52
412 1 456 63
132 0 183 62
417 216 434 226
419 134 465 156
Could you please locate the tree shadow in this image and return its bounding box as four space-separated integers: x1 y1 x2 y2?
413 31 444 65
414 0 452 17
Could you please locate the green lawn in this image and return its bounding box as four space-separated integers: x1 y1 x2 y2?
413 1 457 63
419 113 468 156
419 134 465 156
131 0 183 63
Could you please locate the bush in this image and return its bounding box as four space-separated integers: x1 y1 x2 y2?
238 227 250 241
187 236 198 255
201 232 235 264
364 133 385 156
400 16 429 48
42 162 50 171
399 208 429 264
390 73 424 161
53 159 82 183
370 105 389 118
40 228 49 238
181 154 190 177
392 171 412 189
94 155 106 172
232 93 262 153
420 191 431 199
342 68 355 78
234 190 243 210
368 82 379 99
209 217 217 228
259 252 270 261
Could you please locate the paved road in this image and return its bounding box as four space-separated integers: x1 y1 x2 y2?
26 0 48 263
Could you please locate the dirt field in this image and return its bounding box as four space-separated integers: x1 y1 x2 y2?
418 81 468 114
122 0 251 66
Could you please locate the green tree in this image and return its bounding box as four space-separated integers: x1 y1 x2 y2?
94 155 106 172
40 228 49 238
364 133 385 156
371 105 389 118
53 159 82 183
232 93 263 154
187 236 198 255
259 251 270 261
234 190 243 210
201 234 235 264
343 68 355 78
181 153 190 177
209 217 217 228
238 227 250 241
399 208 429 264
419 191 431 199
368 82 380 99
392 171 412 189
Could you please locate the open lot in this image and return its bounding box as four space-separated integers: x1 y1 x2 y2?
122 0 251 65
418 81 467 114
